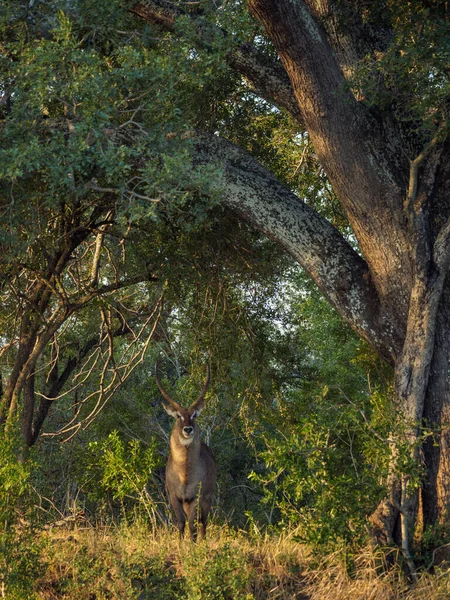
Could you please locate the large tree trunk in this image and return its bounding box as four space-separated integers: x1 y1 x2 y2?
422 288 450 530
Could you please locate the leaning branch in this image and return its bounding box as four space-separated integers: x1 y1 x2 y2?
406 123 448 213
193 132 401 362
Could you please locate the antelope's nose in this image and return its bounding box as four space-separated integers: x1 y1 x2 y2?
183 426 194 436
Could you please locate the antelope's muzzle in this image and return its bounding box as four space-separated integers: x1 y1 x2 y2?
182 426 194 438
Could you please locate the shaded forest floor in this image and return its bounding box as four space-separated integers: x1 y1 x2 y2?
21 523 449 599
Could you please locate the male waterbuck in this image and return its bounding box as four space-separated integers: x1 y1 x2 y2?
156 362 216 541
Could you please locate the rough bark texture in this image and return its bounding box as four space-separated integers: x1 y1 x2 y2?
194 133 402 362
422 293 450 528
244 2 450 549
248 0 414 326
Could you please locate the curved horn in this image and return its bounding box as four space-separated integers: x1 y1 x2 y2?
190 363 210 411
155 361 182 411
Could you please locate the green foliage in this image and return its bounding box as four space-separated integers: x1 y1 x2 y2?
82 430 162 520
419 520 450 568
1 0 431 571
0 434 30 513
0 431 43 599
180 541 253 600
349 0 450 143
248 396 383 546
246 279 393 547
126 555 184 600
0 0 224 256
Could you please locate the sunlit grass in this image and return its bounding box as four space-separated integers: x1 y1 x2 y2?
34 522 450 599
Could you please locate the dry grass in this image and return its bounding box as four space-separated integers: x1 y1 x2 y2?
303 547 450 600
33 523 450 599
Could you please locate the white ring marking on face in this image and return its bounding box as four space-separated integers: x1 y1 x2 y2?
179 435 194 446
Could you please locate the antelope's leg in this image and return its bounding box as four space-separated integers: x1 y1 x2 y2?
183 499 198 542
199 494 212 539
169 493 186 540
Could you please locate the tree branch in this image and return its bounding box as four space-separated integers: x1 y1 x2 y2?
193 132 402 362
47 295 164 442
227 43 304 124
406 124 448 214
129 0 180 29
247 0 417 329
128 1 303 124
30 337 99 445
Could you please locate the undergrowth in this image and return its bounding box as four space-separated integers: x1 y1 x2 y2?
29 522 450 599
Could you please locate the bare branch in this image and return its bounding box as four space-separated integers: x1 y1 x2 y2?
88 213 113 288
44 294 164 441
406 123 448 213
129 0 180 29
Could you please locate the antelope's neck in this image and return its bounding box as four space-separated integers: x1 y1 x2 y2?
170 433 200 465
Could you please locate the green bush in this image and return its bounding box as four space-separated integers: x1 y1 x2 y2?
126 555 185 600
248 386 390 547
0 431 43 599
180 541 254 600
42 539 183 599
82 430 164 523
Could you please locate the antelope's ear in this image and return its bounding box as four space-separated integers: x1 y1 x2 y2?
163 403 179 419
189 398 204 416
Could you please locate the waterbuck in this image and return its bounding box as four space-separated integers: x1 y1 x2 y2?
156 363 216 541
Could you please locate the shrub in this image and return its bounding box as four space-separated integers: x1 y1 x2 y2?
0 430 43 599
180 540 254 600
38 524 185 599
82 430 164 524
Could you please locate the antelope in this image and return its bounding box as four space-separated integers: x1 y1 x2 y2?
156 362 216 541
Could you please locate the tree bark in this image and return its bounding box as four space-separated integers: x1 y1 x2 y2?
422 289 450 530
129 1 304 123
194 132 402 362
247 0 415 327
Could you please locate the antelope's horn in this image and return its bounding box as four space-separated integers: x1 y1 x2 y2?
190 363 210 410
155 361 182 411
